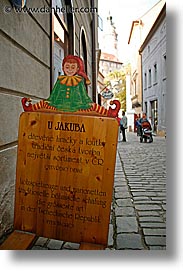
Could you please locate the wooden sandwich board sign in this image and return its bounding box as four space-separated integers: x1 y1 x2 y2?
13 112 118 248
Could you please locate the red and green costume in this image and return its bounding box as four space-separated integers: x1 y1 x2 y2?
47 75 93 112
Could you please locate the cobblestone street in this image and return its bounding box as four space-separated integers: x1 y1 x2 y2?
112 132 166 250
30 132 166 250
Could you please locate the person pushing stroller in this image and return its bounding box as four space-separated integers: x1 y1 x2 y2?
137 113 153 143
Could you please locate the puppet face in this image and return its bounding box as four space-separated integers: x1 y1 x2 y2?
63 62 79 76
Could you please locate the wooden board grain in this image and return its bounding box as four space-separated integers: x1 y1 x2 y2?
79 242 105 250
14 112 118 246
0 231 36 250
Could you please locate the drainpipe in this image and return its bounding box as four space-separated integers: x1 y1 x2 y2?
140 52 143 113
91 0 97 103
50 0 54 91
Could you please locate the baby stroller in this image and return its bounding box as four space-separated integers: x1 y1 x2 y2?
139 120 153 143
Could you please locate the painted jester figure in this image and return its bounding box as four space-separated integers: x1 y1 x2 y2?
21 55 121 118
47 55 93 112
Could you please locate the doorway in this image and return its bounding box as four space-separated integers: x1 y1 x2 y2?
150 100 158 132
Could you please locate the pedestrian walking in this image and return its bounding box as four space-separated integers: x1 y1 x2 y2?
135 114 141 136
120 111 128 142
117 116 122 142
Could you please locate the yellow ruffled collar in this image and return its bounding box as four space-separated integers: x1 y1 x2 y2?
58 75 82 86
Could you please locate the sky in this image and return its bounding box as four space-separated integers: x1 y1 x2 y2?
98 0 162 62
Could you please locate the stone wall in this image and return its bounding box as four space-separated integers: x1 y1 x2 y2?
0 0 51 237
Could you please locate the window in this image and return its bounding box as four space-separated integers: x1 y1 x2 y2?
51 0 74 88
144 72 147 89
148 69 152 87
53 0 67 24
53 41 64 83
134 79 137 95
98 15 103 31
80 29 87 74
153 63 157 84
150 100 158 132
163 54 166 79
80 28 89 93
144 102 147 115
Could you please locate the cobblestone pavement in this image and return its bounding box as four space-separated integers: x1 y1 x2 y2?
31 132 166 250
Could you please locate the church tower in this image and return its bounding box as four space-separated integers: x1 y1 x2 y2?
102 13 118 58
99 12 123 77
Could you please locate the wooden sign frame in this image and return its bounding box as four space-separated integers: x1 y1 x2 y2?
14 112 118 246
